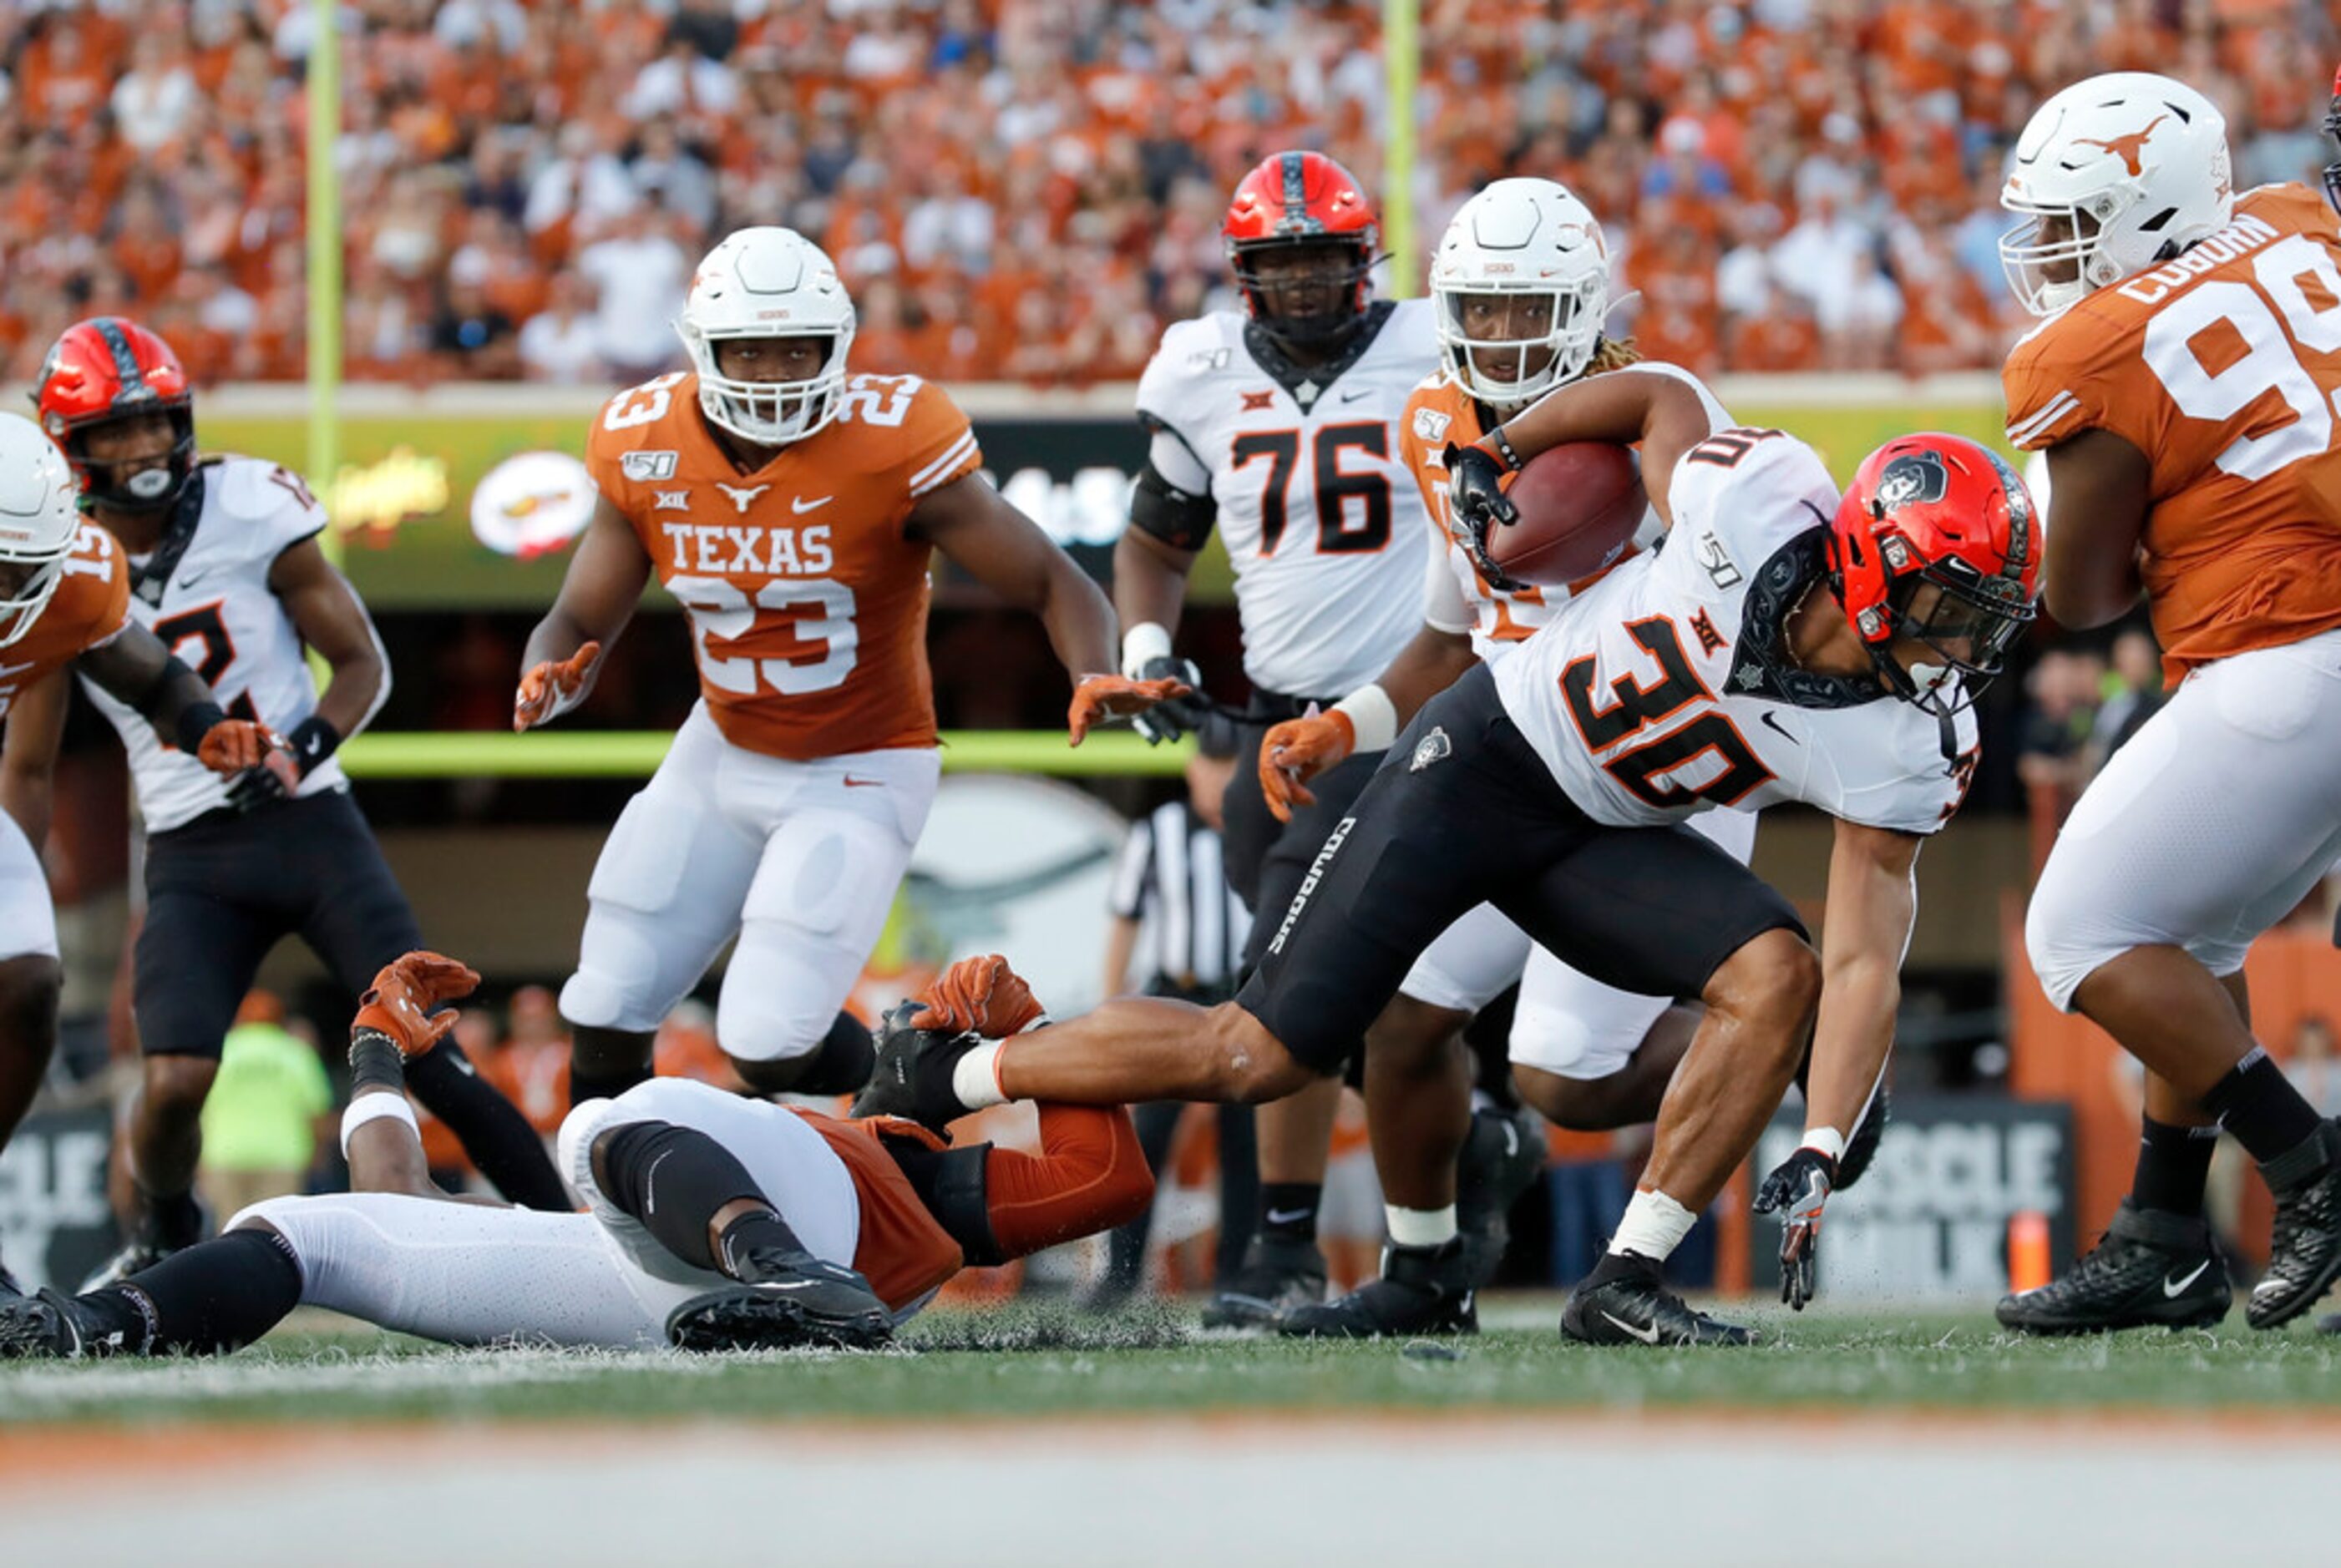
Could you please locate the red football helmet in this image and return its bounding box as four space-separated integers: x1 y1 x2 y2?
1828 432 2040 712
35 317 197 513
1222 151 1380 349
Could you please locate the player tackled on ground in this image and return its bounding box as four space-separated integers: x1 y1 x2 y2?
0 410 294 1296
858 367 2038 1346
515 226 1178 1112
0 953 1153 1358
22 319 567 1295
1112 150 1444 1327
1997 71 2341 1335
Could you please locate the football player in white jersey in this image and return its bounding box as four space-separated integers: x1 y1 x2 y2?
23 319 566 1292
1114 150 1440 1325
858 371 2038 1345
1253 180 1775 1338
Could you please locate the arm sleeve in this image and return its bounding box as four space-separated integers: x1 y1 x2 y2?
979 1103 1155 1261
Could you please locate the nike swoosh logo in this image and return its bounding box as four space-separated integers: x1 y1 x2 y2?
2252 1277 2288 1297
1264 1207 1313 1226
179 569 215 589
1338 388 1371 403
792 495 834 514
1601 1310 1662 1345
758 1280 823 1292
2163 1261 2211 1297
843 774 884 788
1758 711 1800 745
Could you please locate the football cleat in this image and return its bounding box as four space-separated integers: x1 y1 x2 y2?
1457 1104 1545 1288
1995 1201 2229 1335
1279 1240 1477 1338
1836 1083 1892 1191
80 1193 209 1294
0 1288 116 1361
1200 1234 1327 1330
849 1001 982 1134
1561 1252 1756 1347
666 1246 894 1353
2247 1119 2341 1331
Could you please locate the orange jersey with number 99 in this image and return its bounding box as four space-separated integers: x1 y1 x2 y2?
2003 184 2341 678
0 523 132 722
585 370 982 761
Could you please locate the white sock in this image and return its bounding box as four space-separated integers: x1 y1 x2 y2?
1607 1188 1697 1262
1385 1203 1457 1249
951 1041 1007 1110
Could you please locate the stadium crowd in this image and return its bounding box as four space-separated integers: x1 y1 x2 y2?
0 0 2333 389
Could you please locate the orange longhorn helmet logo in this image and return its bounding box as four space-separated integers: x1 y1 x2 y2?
2075 114 2169 178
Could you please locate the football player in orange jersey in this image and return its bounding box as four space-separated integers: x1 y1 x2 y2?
1998 72 2341 1334
515 227 1176 1118
0 412 291 1297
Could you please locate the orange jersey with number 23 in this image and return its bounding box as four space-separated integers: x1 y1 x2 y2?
585 370 983 761
2003 184 2341 678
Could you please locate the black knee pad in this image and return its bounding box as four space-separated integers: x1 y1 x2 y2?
593 1119 771 1272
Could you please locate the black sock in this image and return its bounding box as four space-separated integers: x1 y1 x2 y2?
2131 1116 2220 1214
1259 1182 1320 1244
406 1040 570 1211
2200 1047 2323 1165
793 1012 879 1096
568 1058 654 1109
141 1187 205 1249
714 1211 805 1277
95 1228 302 1356
597 1119 785 1272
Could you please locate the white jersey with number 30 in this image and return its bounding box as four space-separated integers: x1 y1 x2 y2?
1137 301 1437 698
1492 423 1976 835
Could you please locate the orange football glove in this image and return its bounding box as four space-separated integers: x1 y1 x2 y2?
197 719 300 811
911 953 1047 1038
1260 709 1355 823
1067 672 1192 747
513 640 602 733
352 950 482 1058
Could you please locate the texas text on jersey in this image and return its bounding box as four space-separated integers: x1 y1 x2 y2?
78 458 353 831
584 368 982 762
1493 422 1979 834
2004 182 2341 679
0 523 131 722
1135 298 1437 699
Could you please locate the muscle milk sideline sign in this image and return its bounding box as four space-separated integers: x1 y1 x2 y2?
1754 1096 2074 1302
0 1106 116 1293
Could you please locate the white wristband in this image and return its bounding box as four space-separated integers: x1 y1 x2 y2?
340 1094 419 1160
1121 621 1173 679
1330 684 1399 753
1801 1126 1847 1165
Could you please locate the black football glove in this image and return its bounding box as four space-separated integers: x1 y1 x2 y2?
1754 1144 1838 1312
1443 441 1528 594
1130 655 1207 746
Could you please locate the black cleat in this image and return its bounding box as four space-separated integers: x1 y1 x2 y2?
0 1288 119 1361
1457 1105 1545 1288
667 1246 894 1352
2247 1119 2341 1331
80 1194 210 1293
1837 1083 1892 1191
1995 1201 2229 1335
1279 1240 1477 1338
1561 1252 1755 1347
1200 1234 1326 1329
849 1001 982 1134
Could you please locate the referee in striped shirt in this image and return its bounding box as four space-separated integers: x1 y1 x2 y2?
1092 716 1257 1305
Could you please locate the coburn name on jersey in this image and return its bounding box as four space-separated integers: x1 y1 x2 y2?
80 458 358 832
1136 300 1438 699
1492 424 1978 835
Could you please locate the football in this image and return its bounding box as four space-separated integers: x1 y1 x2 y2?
1486 441 1646 587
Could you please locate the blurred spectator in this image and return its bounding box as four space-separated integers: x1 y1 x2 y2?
578 202 690 382
2085 627 2166 776
197 992 332 1218
517 269 606 385
2288 1015 2340 1117
3 2 2335 387
2018 647 2104 872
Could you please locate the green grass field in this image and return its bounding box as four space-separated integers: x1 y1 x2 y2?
7 1298 2339 1429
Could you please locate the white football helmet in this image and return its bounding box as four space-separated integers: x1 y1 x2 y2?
1429 179 1609 410
2000 72 2232 316
0 412 83 649
675 227 857 447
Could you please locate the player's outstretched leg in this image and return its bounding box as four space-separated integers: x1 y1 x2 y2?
589 1116 891 1351
1996 1201 2230 1335
0 1227 303 1361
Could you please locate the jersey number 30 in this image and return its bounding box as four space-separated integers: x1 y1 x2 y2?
1560 617 1772 810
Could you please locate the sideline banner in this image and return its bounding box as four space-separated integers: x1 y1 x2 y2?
0 1106 116 1295
1752 1096 2075 1302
